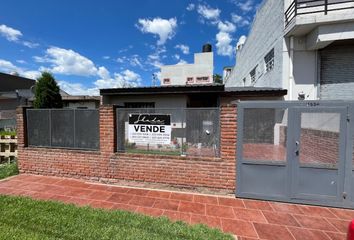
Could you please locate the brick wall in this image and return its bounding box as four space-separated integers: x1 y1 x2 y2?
17 105 237 191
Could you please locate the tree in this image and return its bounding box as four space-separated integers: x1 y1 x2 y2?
33 72 63 108
213 74 223 84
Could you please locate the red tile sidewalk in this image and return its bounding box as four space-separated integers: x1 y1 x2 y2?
0 174 352 240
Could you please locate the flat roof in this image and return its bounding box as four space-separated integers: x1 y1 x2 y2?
100 84 287 96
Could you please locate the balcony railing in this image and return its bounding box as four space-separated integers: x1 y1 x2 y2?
285 0 354 26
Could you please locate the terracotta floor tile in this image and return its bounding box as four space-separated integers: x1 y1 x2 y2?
146 190 171 199
107 193 134 204
270 202 304 215
65 197 92 206
288 226 331 240
67 188 95 199
126 188 150 196
294 215 337 231
111 203 137 212
262 211 300 227
298 205 338 219
244 199 273 211
221 219 258 238
48 194 72 202
109 186 129 193
194 195 218 205
233 208 267 223
325 231 346 240
218 197 245 208
153 199 180 211
178 201 206 215
87 184 113 191
253 223 295 240
190 214 222 229
135 207 164 217
170 192 193 202
0 187 16 194
162 210 191 223
87 190 113 201
55 179 90 189
206 204 235 219
330 208 354 221
327 218 350 233
31 192 54 201
89 200 115 209
129 196 156 207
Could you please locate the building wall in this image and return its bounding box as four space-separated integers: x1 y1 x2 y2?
226 0 284 89
63 101 98 109
102 95 187 108
16 104 237 191
161 52 213 86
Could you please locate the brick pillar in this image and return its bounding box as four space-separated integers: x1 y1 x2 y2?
16 106 31 172
220 104 237 190
99 105 115 155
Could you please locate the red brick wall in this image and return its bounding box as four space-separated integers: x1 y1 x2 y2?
17 105 237 191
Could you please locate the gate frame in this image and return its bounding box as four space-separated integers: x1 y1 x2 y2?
236 100 354 209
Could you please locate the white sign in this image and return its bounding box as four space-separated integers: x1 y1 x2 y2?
128 114 171 145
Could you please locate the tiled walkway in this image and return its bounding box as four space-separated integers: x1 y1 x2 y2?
0 175 353 240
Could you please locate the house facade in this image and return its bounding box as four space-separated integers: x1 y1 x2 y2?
225 0 354 100
160 44 214 86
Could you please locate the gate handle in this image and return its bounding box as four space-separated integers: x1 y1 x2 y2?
295 141 300 156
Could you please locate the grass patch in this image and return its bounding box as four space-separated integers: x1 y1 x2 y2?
0 130 16 136
0 162 19 180
0 195 232 240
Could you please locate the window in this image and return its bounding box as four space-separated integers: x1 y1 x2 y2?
250 67 257 84
264 49 274 72
196 76 209 82
242 78 246 86
186 77 194 84
124 102 155 108
163 78 171 84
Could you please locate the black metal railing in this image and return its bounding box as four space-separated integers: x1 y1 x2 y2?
285 0 354 26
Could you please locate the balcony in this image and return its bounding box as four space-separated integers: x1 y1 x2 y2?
284 0 354 36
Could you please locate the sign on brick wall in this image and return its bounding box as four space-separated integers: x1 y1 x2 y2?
128 114 171 144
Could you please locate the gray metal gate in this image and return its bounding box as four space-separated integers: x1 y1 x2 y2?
237 101 354 208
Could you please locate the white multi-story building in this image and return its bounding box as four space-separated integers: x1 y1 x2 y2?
161 44 214 86
225 0 354 100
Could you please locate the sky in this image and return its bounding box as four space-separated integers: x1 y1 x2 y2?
0 0 262 95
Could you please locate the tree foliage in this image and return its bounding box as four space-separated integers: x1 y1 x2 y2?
213 74 223 84
33 72 63 108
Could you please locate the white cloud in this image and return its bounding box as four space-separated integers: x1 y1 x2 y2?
174 54 180 60
95 69 141 89
237 0 254 12
22 41 39 48
147 46 166 69
176 60 188 65
38 47 98 76
0 24 22 42
103 56 110 60
129 55 143 68
137 17 177 45
0 59 21 72
175 44 190 54
116 57 125 63
216 32 234 57
186 3 195 11
16 60 27 64
197 5 220 23
58 81 99 96
218 21 236 33
231 13 250 27
97 66 110 79
0 58 40 79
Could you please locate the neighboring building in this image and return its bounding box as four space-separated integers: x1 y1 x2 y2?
161 44 214 86
225 0 354 100
61 95 100 109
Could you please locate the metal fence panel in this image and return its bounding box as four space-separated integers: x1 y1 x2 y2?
27 110 51 147
75 110 99 149
27 109 99 150
51 110 74 148
116 108 220 157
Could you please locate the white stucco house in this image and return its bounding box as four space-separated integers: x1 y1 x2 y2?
160 44 214 86
225 0 354 100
